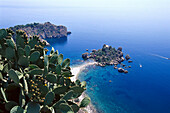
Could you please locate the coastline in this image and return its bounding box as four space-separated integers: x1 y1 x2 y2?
71 62 97 113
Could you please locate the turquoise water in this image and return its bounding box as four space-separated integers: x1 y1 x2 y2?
1 1 170 112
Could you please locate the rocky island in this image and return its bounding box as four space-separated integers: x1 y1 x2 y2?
10 22 71 38
9 22 71 45
82 44 132 73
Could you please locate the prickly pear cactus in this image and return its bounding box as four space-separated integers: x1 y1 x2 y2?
0 29 90 113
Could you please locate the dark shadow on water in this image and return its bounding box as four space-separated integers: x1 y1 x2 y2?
85 76 92 82
46 37 68 46
114 90 132 100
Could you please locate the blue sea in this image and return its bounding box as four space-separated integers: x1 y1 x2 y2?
1 1 170 113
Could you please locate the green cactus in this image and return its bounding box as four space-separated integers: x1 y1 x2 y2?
0 29 90 112
40 106 54 113
55 64 61 74
25 45 31 57
53 86 68 95
5 101 18 111
0 87 8 102
6 39 16 49
62 58 70 67
18 56 29 67
30 51 40 63
59 103 73 113
28 64 39 69
10 106 24 113
26 102 40 113
27 68 43 77
79 97 91 108
5 47 15 60
62 90 73 101
44 92 55 105
46 74 57 83
18 48 25 56
81 81 86 88
50 54 58 64
0 72 3 80
8 69 20 84
58 54 63 64
0 29 7 40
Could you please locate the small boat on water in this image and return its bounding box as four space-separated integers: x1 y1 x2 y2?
140 64 142 68
168 58 170 60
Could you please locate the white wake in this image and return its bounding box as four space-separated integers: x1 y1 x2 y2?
150 53 169 60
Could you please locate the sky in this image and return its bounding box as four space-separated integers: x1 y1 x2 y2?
0 0 170 8
1 0 169 20
0 0 170 30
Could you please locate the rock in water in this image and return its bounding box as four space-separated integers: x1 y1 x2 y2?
128 60 133 63
67 31 71 35
114 66 118 69
125 54 131 60
82 52 89 60
118 68 124 73
124 70 128 73
92 49 97 52
117 47 122 51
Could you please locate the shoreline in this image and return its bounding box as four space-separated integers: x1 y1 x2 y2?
71 62 97 82
71 62 97 113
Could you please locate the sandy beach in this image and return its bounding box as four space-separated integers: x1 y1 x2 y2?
71 62 97 113
71 62 97 82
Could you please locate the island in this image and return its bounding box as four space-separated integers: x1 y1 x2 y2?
10 22 71 38
82 44 132 73
9 22 71 45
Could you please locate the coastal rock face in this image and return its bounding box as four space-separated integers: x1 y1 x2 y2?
9 22 71 39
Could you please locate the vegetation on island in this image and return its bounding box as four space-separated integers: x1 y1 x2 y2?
82 44 132 73
0 29 89 113
10 22 71 39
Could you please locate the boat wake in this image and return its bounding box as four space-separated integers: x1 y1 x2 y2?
150 53 169 60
